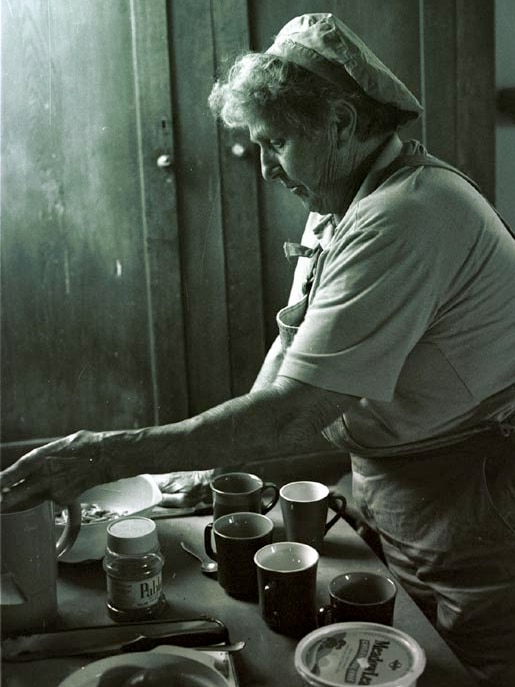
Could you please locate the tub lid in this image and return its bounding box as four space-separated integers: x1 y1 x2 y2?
294 622 426 686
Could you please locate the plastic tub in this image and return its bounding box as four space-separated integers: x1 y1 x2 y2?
295 622 426 687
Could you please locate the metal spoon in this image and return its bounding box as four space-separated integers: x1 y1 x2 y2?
180 541 218 575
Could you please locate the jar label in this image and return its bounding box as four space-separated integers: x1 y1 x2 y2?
107 573 163 609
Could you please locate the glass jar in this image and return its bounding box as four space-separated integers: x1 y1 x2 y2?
103 516 166 621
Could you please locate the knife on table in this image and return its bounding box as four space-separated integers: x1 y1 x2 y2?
1 617 229 662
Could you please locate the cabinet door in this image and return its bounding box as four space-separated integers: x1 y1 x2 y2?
1 0 187 445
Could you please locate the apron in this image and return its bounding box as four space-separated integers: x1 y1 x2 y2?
352 430 515 687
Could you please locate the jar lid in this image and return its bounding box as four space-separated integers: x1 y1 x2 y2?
106 516 159 555
294 622 426 686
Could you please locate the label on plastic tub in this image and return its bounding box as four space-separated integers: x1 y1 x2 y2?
295 623 426 687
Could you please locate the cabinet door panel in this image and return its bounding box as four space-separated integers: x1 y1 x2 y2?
1 0 185 441
424 0 495 199
211 0 267 396
168 0 233 414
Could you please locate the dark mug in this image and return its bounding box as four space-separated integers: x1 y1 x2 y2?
204 512 274 598
279 481 346 553
210 472 279 520
319 572 398 626
254 542 319 638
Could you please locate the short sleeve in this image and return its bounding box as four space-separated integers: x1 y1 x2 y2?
278 204 443 401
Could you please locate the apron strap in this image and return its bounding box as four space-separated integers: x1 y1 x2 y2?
283 242 319 259
373 143 515 239
283 214 333 294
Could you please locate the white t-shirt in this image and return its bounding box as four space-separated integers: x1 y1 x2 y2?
278 135 515 455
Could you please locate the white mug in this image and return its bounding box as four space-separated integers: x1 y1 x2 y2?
279 481 346 553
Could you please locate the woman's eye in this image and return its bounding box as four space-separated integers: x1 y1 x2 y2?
269 138 285 151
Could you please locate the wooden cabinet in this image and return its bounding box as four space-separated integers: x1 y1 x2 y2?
1 0 495 456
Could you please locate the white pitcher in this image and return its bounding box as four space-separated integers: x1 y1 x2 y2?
1 500 81 635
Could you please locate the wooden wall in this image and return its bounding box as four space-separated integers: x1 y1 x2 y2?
1 0 495 459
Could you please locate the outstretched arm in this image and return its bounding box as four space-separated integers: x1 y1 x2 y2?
0 376 357 510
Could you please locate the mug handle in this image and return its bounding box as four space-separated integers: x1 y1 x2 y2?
203 523 218 562
56 501 82 558
261 482 279 514
324 492 347 534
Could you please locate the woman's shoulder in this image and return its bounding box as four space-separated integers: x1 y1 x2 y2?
352 163 495 243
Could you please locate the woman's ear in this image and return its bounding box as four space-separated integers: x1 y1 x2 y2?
335 103 357 145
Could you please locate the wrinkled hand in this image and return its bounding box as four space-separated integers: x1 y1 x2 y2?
0 430 112 511
152 469 216 507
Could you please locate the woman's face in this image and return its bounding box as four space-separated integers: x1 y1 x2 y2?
248 117 350 216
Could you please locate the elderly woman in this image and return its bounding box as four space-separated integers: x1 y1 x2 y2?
2 14 514 687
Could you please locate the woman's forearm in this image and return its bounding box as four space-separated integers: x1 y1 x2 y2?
0 378 355 510
102 378 354 480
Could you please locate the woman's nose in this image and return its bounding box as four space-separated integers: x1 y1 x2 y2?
260 149 281 181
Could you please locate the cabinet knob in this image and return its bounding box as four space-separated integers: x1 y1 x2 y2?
231 143 248 158
156 154 173 169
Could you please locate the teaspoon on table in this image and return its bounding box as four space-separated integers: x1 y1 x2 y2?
180 540 218 575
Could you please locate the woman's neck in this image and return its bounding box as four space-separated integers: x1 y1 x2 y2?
332 133 392 222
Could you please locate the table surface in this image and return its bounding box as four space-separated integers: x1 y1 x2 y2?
2 504 478 687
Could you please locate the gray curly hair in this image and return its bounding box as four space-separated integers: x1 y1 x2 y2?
209 53 410 140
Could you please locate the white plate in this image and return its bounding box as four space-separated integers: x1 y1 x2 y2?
58 475 163 563
58 646 231 687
